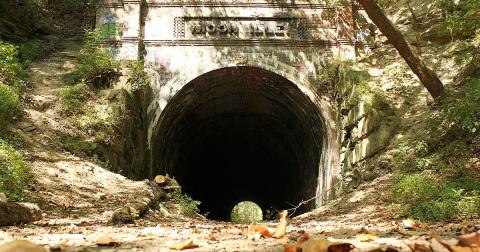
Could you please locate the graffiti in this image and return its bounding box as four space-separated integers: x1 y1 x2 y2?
100 15 123 39
107 47 120 57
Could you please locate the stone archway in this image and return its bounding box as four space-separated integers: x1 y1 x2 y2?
150 66 327 220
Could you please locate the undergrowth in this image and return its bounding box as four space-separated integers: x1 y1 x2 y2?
0 139 31 201
390 72 480 221
126 61 151 93
174 193 201 217
60 83 89 115
68 29 120 88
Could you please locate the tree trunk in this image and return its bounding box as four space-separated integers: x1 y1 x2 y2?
0 202 43 226
356 0 446 99
406 0 422 56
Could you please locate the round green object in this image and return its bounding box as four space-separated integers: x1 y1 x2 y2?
230 201 263 224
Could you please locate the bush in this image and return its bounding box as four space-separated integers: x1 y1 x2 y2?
0 83 22 130
60 83 89 115
0 41 27 90
391 172 480 221
174 193 201 217
441 77 480 135
0 140 30 201
69 30 120 88
19 40 44 64
126 61 151 92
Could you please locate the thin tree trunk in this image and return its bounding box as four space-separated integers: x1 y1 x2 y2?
406 0 422 56
357 0 445 99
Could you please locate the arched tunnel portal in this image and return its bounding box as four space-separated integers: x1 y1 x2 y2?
152 67 325 220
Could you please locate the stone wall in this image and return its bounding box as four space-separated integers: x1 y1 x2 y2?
96 0 397 207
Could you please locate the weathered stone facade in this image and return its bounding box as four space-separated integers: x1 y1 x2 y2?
96 0 392 215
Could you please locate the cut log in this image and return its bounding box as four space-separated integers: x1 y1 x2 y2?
0 202 43 226
154 175 167 185
110 181 167 224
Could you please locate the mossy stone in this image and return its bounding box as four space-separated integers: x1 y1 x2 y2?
230 201 263 224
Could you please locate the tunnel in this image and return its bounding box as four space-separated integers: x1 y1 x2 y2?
152 67 325 220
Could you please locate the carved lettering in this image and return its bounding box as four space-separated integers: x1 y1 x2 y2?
182 17 307 39
190 21 239 36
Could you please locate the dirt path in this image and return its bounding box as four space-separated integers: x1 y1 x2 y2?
0 40 478 252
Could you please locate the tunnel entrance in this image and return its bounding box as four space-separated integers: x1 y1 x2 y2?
152 67 324 220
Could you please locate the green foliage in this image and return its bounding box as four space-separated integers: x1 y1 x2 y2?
391 76 480 220
60 83 89 115
0 140 31 201
391 172 480 221
174 193 201 217
126 61 151 92
0 83 22 130
19 40 44 64
316 60 370 104
441 78 480 134
59 134 96 154
70 30 120 88
77 107 121 144
438 0 480 36
0 41 27 90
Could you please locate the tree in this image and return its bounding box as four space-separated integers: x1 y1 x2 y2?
356 0 446 100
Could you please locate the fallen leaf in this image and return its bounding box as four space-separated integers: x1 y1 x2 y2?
284 243 299 252
300 239 353 252
0 240 47 252
169 239 199 250
297 232 310 244
356 233 378 242
449 245 480 252
458 232 480 247
365 246 399 252
407 242 431 252
329 243 355 252
96 235 120 246
274 210 288 238
247 225 273 238
431 238 450 252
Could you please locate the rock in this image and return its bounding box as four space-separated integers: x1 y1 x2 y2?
0 202 43 226
230 201 263 224
99 193 107 200
0 193 7 203
0 240 47 252
110 207 134 224
34 99 53 112
17 122 36 132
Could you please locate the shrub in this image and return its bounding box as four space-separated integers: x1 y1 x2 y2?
0 41 27 89
0 140 30 201
69 30 120 88
19 40 44 64
174 193 201 217
126 61 151 92
0 83 22 130
60 83 89 115
391 172 480 221
441 77 480 135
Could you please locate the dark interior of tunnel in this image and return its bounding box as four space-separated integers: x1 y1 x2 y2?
152 67 325 221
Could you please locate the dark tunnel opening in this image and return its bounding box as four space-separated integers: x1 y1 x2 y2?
152 67 325 221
